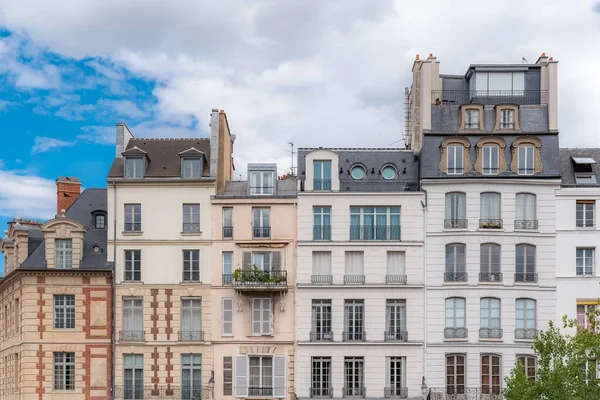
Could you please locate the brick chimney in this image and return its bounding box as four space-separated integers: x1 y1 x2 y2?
56 176 81 214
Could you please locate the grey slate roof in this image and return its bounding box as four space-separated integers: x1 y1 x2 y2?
215 179 297 199
107 138 211 178
559 148 600 187
20 188 110 270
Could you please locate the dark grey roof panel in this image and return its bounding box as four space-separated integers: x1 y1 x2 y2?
559 148 600 187
216 179 297 199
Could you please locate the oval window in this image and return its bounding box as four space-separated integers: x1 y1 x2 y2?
350 165 366 180
381 165 397 180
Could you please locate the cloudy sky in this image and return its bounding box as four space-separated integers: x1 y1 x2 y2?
1 0 600 273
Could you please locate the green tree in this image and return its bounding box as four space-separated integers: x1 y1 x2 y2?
504 304 600 400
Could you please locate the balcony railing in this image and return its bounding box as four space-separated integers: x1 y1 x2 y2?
114 385 212 399
178 330 204 342
444 219 468 229
314 179 332 191
515 272 538 283
515 328 538 340
343 331 366 342
479 272 503 283
479 328 503 339
431 89 548 105
222 226 233 238
313 225 332 240
479 219 503 229
182 222 200 233
430 387 503 400
343 275 365 285
250 186 274 195
343 387 366 398
252 227 271 238
384 330 408 342
444 327 468 339
310 387 333 398
384 387 408 398
310 331 334 342
349 225 401 241
386 275 407 285
444 272 468 282
222 274 232 285
119 330 145 341
233 269 287 290
311 275 333 284
515 220 538 230
249 387 274 397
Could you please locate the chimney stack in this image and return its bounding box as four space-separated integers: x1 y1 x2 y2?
56 176 81 214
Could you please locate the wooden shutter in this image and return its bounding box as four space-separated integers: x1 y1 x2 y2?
273 355 286 398
222 298 233 336
234 355 248 397
223 356 233 396
272 251 282 270
242 252 252 270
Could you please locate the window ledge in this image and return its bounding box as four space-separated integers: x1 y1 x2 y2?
478 282 503 285
479 338 504 343
442 282 469 286
514 229 539 233
444 338 468 342
442 228 469 233
248 334 274 338
121 231 143 236
121 280 144 284
514 282 538 285
514 339 535 343
180 231 202 236
576 227 596 230
476 228 505 232
180 281 204 285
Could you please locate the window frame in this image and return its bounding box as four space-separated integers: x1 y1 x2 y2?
445 298 466 329
249 171 275 195
515 244 536 280
313 160 332 190
518 145 535 175
222 207 233 238
349 206 400 240
445 243 466 274
182 204 200 233
386 299 407 338
517 355 537 381
344 357 365 394
248 356 273 395
181 298 202 340
445 192 466 221
124 204 142 232
481 354 502 395
122 298 144 340
480 243 501 275
311 357 332 396
465 109 480 129
576 201 595 228
123 354 144 400
54 352 75 391
222 297 234 336
576 248 595 276
311 300 332 340
54 294 75 329
125 157 144 179
500 109 515 129
446 354 466 395
252 207 271 238
94 213 106 229
181 354 203 399
55 239 73 269
344 299 365 340
447 145 464 175
124 250 141 282
182 249 200 282
480 297 502 331
516 298 537 336
516 193 537 222
313 206 332 240
482 145 500 175
251 298 272 336
181 157 202 179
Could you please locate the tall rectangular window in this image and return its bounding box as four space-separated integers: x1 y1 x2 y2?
125 158 144 179
480 192 501 222
445 298 466 338
313 207 331 240
465 109 479 129
518 146 535 175
182 158 201 179
122 298 144 341
311 357 332 397
183 250 200 282
447 145 464 174
54 295 75 329
481 355 501 394
313 160 332 190
344 251 364 284
350 207 400 240
312 251 332 284
577 303 597 330
124 204 141 232
576 201 595 227
252 298 272 336
446 355 465 395
124 354 144 400
311 300 332 341
344 300 364 341
516 299 536 339
482 145 500 174
516 193 536 228
222 297 234 336
223 357 233 396
222 252 233 285
445 192 466 227
55 239 72 269
252 252 271 272
182 354 202 400
480 244 501 282
385 299 407 341
95 214 106 229
480 298 502 338
222 207 233 238
515 244 536 282
249 356 273 396
250 171 274 195
500 109 515 129
386 357 406 397
54 352 75 390
576 248 595 276
344 357 365 397
386 251 406 284
124 250 141 282
517 355 536 381
445 244 466 282
182 204 200 233
252 208 271 238
181 298 202 341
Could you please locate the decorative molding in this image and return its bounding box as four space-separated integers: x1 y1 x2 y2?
151 347 160 395
151 289 159 340
37 287 45 340
36 345 45 400
165 289 173 340
439 136 472 173
493 103 521 132
459 104 485 131
474 137 508 173
166 347 174 394
510 136 543 173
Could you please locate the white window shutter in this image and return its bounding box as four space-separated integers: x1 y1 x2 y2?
235 355 248 397
273 355 286 398
222 298 233 336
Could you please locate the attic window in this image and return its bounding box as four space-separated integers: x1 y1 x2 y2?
572 157 597 185
250 171 274 195
182 158 202 179
125 157 144 179
95 214 106 229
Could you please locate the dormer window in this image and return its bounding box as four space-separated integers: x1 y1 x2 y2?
55 239 73 269
465 110 479 129
182 158 202 179
500 110 514 129
125 157 144 179
250 171 274 195
313 160 332 190
572 157 597 185
440 137 472 175
95 213 106 229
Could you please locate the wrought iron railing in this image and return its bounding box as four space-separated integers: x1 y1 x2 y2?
119 330 145 341
343 275 365 285
514 220 538 230
182 222 200 233
114 385 212 399
479 328 503 339
479 219 503 229
252 226 271 238
515 328 538 340
314 179 332 191
343 386 366 398
222 274 232 285
431 89 548 105
384 387 408 398
249 387 274 396
311 275 333 284
343 331 366 342
310 387 334 398
222 226 233 238
349 225 401 241
444 327 468 339
515 272 538 283
444 219 468 229
384 330 408 342
385 275 407 284
234 270 287 288
479 272 503 283
429 387 503 399
178 330 204 342
444 272 468 282
313 225 332 240
310 331 334 342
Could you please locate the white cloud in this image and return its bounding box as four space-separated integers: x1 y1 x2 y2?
31 136 76 154
0 168 56 220
97 99 147 119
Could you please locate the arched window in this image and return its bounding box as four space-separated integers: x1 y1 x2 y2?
440 137 472 175
480 298 502 339
445 298 466 339
481 354 502 394
445 192 467 228
445 244 466 282
517 355 537 381
480 243 501 282
515 244 537 283
515 299 537 339
480 192 502 228
446 354 466 394
515 193 537 229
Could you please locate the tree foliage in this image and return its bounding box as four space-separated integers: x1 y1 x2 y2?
504 304 600 400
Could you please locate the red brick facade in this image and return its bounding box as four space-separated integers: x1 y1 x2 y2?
165 289 173 339
151 289 159 340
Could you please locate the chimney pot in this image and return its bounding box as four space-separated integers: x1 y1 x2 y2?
416 54 420 61
541 52 546 57
549 57 553 61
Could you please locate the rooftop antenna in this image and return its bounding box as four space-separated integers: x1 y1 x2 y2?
286 141 296 177
522 57 529 64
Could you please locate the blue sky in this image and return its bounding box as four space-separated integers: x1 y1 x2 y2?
2 1 600 275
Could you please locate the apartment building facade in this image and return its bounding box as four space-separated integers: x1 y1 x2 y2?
106 110 234 399
210 164 297 399
408 54 560 397
294 148 426 400
0 179 112 400
556 149 600 336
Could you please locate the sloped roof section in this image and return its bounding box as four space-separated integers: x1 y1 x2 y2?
559 148 600 187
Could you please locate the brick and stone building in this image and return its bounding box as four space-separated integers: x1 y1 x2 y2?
0 178 112 399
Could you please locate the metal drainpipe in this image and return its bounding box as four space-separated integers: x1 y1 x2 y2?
111 181 117 400
421 188 428 386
